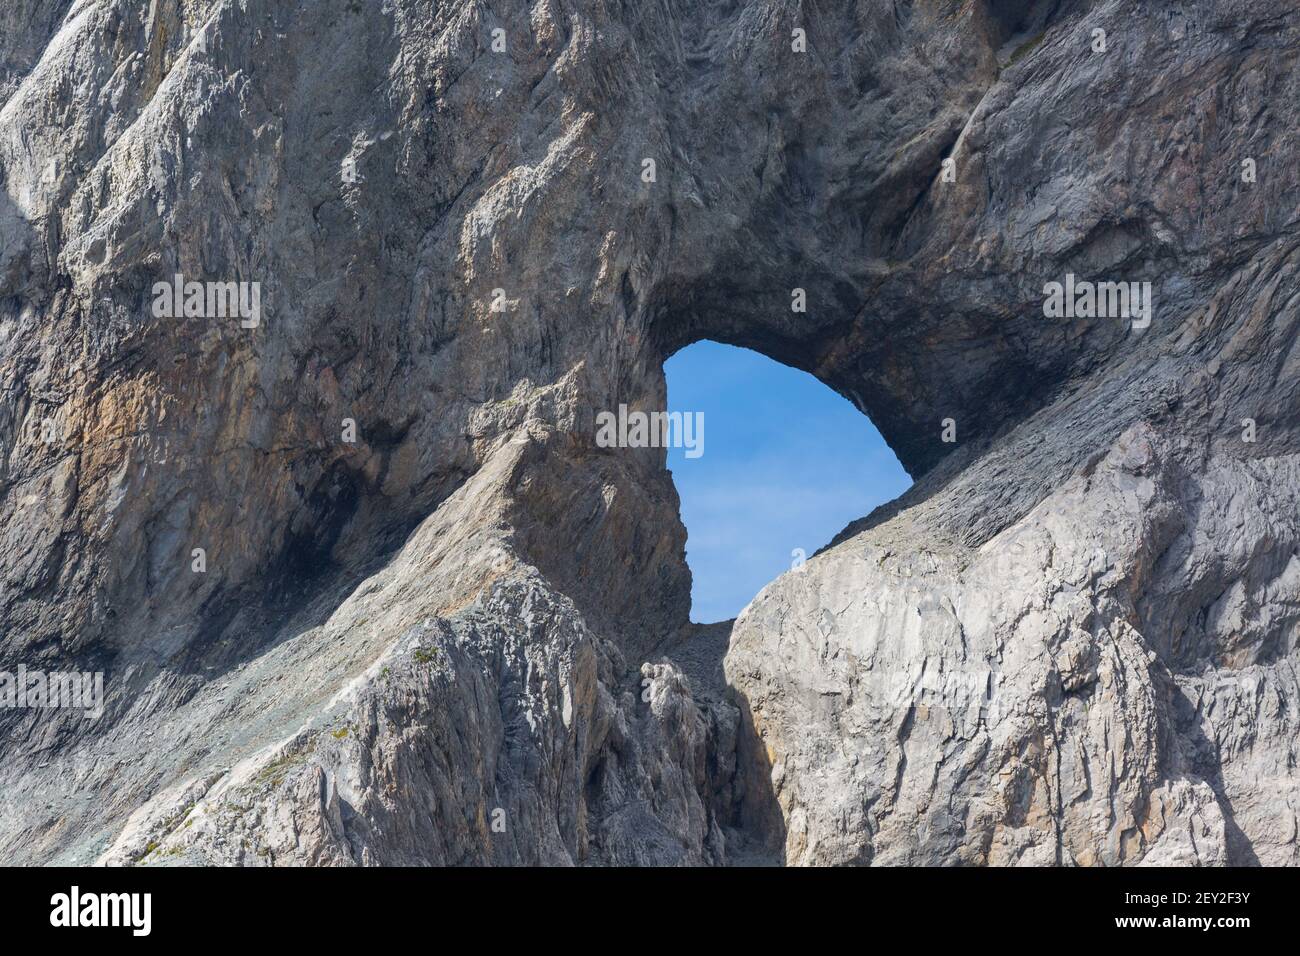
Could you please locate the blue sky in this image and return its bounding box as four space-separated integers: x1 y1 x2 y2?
665 341 912 623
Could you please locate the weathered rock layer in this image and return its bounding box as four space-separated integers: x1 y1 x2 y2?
1 0 1297 865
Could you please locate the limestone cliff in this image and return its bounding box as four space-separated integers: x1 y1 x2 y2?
1 0 1297 866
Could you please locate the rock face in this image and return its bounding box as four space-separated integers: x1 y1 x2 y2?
1 0 1297 866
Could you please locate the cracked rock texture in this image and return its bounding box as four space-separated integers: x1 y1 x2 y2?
2 0 1298 865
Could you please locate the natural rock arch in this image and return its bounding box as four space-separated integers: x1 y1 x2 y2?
0 0 1297 866
660 339 910 624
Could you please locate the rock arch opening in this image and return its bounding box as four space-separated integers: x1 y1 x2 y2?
664 340 911 624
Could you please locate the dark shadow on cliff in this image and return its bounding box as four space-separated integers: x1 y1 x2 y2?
1165 664 1263 866
724 683 787 866
654 620 786 864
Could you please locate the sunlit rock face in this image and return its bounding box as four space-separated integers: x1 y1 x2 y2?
1 0 1297 865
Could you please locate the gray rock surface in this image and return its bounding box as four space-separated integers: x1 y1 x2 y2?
1 0 1297 866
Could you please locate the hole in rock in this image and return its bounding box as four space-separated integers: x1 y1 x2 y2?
664 341 912 625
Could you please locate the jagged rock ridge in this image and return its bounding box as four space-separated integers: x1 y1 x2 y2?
1 0 1297 865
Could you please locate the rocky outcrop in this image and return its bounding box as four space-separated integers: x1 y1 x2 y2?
729 425 1300 865
1 0 1297 865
